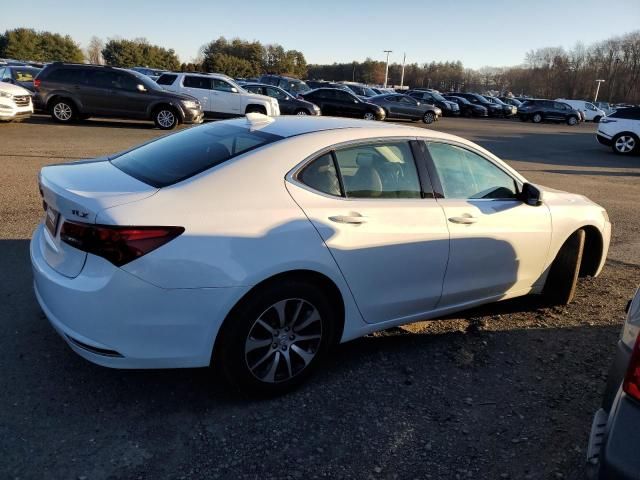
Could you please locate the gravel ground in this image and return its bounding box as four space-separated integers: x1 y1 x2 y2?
1 115 639 480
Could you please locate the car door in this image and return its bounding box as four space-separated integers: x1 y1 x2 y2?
398 95 421 119
286 140 450 324
181 75 213 113
266 86 294 114
82 70 118 115
424 141 552 307
335 90 361 117
211 79 242 115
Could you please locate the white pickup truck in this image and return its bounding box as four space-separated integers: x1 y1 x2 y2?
156 72 279 118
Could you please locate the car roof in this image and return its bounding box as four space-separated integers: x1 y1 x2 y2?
216 115 462 142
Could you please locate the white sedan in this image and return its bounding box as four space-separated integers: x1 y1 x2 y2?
31 115 611 394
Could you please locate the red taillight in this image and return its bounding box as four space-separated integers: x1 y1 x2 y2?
60 221 184 267
34 79 41 89
623 333 640 402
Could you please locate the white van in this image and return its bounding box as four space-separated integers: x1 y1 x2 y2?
555 99 606 122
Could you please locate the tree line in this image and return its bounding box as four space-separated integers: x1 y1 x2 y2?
1 27 639 103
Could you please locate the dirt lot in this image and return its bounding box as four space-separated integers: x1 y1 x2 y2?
1 115 639 480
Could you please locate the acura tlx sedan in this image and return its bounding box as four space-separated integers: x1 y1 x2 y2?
31 114 611 395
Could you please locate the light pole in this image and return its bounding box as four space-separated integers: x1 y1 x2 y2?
383 50 392 88
594 79 606 102
400 52 406 88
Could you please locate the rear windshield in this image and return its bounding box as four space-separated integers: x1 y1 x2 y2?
111 123 284 187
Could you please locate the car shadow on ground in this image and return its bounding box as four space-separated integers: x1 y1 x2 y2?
25 114 176 131
2 237 633 479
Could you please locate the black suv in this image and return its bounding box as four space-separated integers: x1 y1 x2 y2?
300 88 385 120
407 89 460 116
446 92 503 117
34 63 204 129
258 74 311 97
518 99 581 125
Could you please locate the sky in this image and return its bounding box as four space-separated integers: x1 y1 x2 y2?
2 0 640 69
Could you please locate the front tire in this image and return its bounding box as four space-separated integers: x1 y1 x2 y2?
423 111 435 124
612 133 638 155
50 99 75 123
543 229 585 305
593 116 601 123
566 115 578 126
215 279 337 395
294 109 309 116
153 107 178 130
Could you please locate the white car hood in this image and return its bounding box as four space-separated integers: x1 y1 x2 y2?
0 82 31 96
537 184 603 208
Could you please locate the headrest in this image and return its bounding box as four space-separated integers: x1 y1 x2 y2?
356 152 376 167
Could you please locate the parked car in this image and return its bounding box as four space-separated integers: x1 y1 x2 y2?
0 65 41 93
587 286 640 479
556 98 607 122
300 88 385 120
444 95 488 117
31 115 611 395
594 101 616 116
517 99 582 125
306 81 350 91
596 107 640 155
484 96 517 117
131 67 168 79
157 72 279 118
407 89 460 117
367 93 441 123
258 74 311 97
447 92 503 117
0 81 33 122
498 97 523 108
339 82 377 98
242 83 320 115
35 63 203 129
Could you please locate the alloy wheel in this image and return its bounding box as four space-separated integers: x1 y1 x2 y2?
244 298 322 384
363 112 375 120
296 110 308 116
157 110 175 128
423 112 435 124
53 102 72 121
615 135 636 153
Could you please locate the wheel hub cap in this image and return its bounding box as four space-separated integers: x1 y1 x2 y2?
616 136 635 152
244 298 322 383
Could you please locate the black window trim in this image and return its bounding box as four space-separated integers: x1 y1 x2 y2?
421 139 523 201
289 137 437 201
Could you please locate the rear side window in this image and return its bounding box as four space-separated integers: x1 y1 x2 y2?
298 153 341 196
111 123 283 187
184 76 212 89
156 74 177 85
44 68 86 84
611 108 640 120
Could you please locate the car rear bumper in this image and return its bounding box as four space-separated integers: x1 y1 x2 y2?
30 223 247 369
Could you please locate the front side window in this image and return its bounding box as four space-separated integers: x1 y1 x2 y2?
334 142 421 199
298 153 341 197
266 87 287 99
156 74 177 85
427 142 517 200
213 79 235 92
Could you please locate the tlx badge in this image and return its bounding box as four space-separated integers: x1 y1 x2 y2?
72 209 89 218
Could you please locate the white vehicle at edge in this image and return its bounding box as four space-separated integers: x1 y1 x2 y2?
0 81 33 122
159 72 280 118
555 98 607 122
596 107 640 155
31 114 611 394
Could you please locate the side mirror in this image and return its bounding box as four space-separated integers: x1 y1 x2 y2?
518 182 542 206
136 84 147 92
231 87 238 93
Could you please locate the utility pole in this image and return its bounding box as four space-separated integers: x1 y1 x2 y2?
400 53 406 88
383 50 392 88
594 79 606 102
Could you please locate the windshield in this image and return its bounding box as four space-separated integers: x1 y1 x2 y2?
472 94 491 104
431 92 446 102
289 80 311 94
111 123 284 187
449 96 470 105
489 97 505 105
129 70 161 91
363 87 377 96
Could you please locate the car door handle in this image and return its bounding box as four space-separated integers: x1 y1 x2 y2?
329 213 366 225
448 216 478 224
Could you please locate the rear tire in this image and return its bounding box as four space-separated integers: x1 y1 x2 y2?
215 279 337 396
532 112 543 123
566 115 578 126
612 133 638 155
153 107 178 130
543 229 585 305
363 112 376 121
593 116 601 123
50 99 75 123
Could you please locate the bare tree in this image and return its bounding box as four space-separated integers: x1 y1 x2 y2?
86 36 104 65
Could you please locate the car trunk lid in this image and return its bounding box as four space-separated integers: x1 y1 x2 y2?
38 159 158 277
